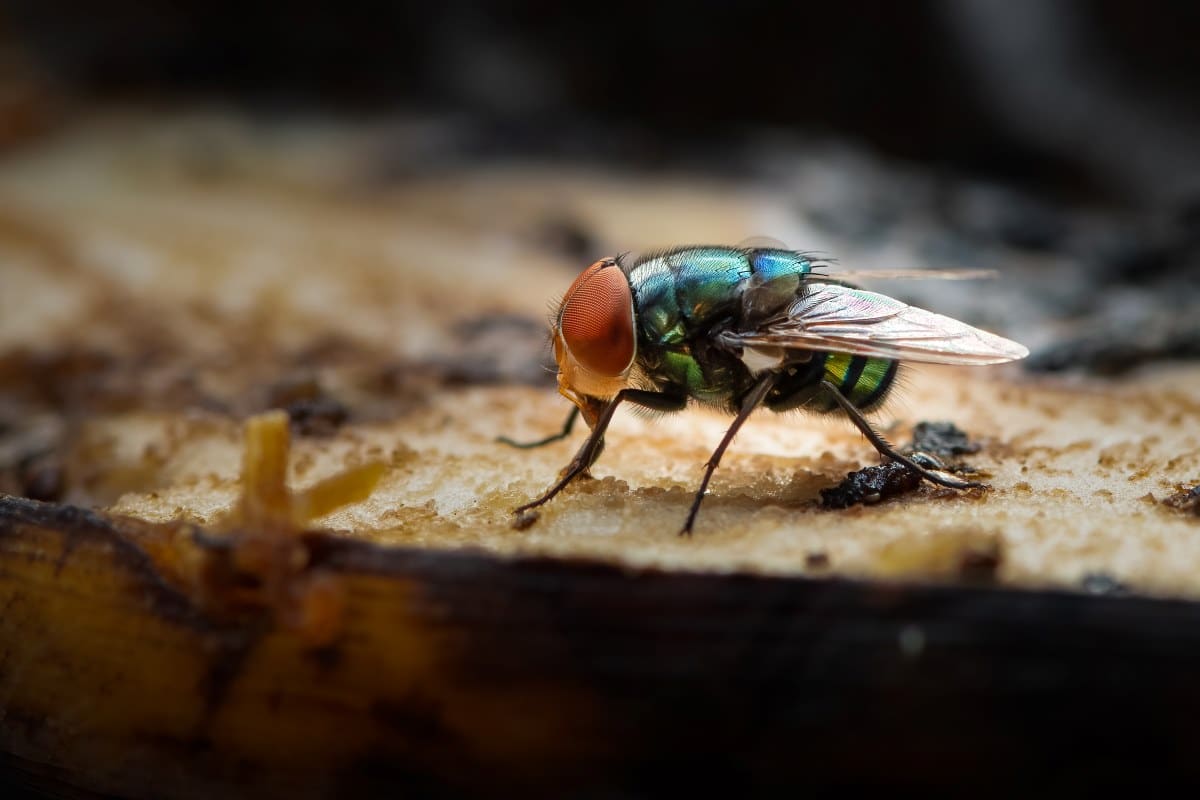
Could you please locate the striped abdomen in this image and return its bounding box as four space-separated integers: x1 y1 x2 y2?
762 351 899 414
816 352 899 412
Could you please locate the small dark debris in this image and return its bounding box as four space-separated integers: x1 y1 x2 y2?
1081 572 1132 596
1163 485 1200 515
823 421 983 509
820 462 922 509
512 509 540 530
805 551 830 569
910 421 980 459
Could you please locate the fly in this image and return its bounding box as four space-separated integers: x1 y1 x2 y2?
502 244 1029 536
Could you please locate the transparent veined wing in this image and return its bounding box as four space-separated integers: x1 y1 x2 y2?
720 282 1028 366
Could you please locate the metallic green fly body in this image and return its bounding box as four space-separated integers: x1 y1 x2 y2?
505 244 1028 535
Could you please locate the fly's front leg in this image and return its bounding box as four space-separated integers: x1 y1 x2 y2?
512 389 685 527
513 417 612 520
497 407 579 449
820 379 986 491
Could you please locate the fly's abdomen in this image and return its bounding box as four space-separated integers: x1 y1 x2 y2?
822 352 899 412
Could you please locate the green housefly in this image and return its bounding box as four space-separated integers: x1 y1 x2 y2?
505 244 1028 535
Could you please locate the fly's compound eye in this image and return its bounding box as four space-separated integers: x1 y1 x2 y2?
557 259 636 377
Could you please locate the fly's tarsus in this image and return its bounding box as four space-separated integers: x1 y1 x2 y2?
497 407 580 449
821 380 987 491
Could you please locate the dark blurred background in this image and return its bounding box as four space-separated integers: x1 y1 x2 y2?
5 0 1200 210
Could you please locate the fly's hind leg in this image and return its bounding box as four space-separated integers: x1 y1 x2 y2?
820 379 986 491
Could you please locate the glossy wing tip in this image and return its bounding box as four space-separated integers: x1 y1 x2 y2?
971 329 1030 364
1006 340 1031 362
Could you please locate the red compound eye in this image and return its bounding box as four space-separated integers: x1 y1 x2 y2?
558 259 635 376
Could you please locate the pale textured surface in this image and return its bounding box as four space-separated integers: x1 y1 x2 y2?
3 112 1199 598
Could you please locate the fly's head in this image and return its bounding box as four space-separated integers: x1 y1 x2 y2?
551 257 637 426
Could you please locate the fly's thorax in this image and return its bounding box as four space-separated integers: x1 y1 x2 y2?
619 245 820 410
626 257 683 346
668 248 752 328
626 245 814 347
625 250 746 348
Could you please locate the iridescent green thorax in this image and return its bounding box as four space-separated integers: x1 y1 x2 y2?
622 246 813 409
621 245 898 415
626 246 811 347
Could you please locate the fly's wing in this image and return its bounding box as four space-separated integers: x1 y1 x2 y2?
724 282 1028 366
